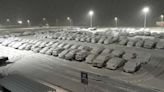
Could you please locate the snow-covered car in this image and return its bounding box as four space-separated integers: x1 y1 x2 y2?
122 52 137 60
112 37 119 42
52 48 65 56
91 37 98 43
32 47 42 53
24 44 32 50
111 50 124 57
123 59 141 73
12 42 23 49
90 47 104 55
101 48 113 55
57 43 67 48
70 45 80 49
98 37 106 44
85 54 97 64
143 39 156 49
63 44 72 49
78 46 92 51
75 50 89 61
135 40 144 47
2 40 13 46
18 43 28 50
80 37 86 42
45 48 54 55
58 49 70 59
8 41 17 47
119 39 128 45
39 42 48 48
103 38 114 45
86 37 91 43
156 40 164 49
92 54 112 68
39 47 51 54
65 49 80 60
106 57 126 70
127 40 136 47
51 42 60 48
46 41 57 47
34 41 43 47
75 37 80 41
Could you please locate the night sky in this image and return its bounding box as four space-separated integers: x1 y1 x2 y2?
0 0 164 27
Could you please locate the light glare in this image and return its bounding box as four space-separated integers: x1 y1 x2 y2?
89 10 94 16
43 18 46 21
6 19 10 22
67 17 70 20
27 20 30 23
17 20 23 24
142 7 149 13
114 17 118 21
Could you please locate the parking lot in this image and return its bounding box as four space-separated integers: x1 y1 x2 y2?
0 27 164 91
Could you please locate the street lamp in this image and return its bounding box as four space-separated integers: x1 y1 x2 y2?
43 18 46 21
27 20 31 26
42 18 49 26
88 10 94 27
67 17 72 26
161 15 164 22
6 19 10 22
6 18 11 25
17 20 23 25
142 7 149 28
114 17 118 28
161 15 164 27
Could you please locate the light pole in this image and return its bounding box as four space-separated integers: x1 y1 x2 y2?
161 15 164 22
88 10 94 28
161 15 164 27
67 17 72 26
27 20 31 26
6 18 11 25
42 18 49 26
114 17 118 28
142 7 149 28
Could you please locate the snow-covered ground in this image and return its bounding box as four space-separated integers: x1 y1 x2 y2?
0 27 164 91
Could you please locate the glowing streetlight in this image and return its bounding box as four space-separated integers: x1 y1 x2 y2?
42 18 49 26
6 19 10 22
142 7 150 28
6 18 11 25
67 17 72 26
88 10 94 27
27 20 31 26
43 18 46 21
27 20 30 23
114 17 118 28
67 17 70 20
17 20 23 24
161 15 164 22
